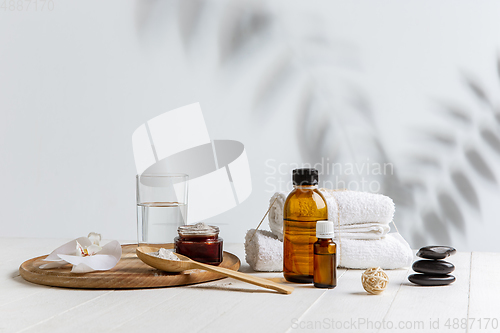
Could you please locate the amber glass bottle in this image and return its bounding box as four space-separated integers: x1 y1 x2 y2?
313 220 337 288
283 168 328 283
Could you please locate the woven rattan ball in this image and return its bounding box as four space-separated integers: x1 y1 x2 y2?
361 267 388 295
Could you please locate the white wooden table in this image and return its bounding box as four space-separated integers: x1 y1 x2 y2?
1 238 498 333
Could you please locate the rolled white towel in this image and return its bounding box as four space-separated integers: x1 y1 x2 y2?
268 192 287 241
244 230 412 270
244 229 283 272
268 190 395 241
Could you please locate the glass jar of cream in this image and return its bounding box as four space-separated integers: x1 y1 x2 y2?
174 222 223 265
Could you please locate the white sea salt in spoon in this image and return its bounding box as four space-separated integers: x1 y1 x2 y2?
148 248 180 261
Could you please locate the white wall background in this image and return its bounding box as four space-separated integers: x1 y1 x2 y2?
1 0 500 251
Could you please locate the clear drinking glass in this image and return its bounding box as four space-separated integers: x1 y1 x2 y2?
136 173 189 245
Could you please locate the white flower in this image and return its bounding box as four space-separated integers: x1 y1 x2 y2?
76 233 103 257
40 232 121 273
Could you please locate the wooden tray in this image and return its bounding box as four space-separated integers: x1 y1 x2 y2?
19 244 240 289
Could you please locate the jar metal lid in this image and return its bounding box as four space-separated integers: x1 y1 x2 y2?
177 222 219 236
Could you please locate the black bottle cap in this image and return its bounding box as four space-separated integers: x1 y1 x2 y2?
292 168 319 186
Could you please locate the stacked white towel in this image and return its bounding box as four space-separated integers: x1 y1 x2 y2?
339 233 413 269
245 190 413 271
244 229 413 270
268 189 395 241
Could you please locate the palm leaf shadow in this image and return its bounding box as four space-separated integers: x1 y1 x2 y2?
480 128 500 156
450 171 481 210
464 148 497 183
178 0 206 49
438 192 466 231
422 211 451 245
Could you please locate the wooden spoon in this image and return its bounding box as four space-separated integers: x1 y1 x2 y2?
136 246 294 295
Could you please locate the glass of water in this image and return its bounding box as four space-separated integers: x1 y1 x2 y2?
136 173 189 245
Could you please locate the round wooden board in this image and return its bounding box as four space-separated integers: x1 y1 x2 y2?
19 244 240 289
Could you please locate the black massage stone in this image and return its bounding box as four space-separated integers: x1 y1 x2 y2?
408 274 456 286
416 246 456 260
412 260 455 275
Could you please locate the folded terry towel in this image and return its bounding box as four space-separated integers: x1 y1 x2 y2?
244 229 413 271
244 229 283 272
339 223 390 239
338 233 413 269
268 190 395 241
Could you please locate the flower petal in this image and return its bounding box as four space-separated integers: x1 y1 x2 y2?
86 244 102 256
39 260 68 269
76 241 86 257
57 240 122 273
43 237 91 262
87 232 102 246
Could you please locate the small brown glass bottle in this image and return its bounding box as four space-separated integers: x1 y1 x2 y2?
313 220 337 289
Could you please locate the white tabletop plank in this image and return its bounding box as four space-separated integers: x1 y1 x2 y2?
0 239 71 308
0 288 111 332
109 279 287 333
468 252 500 333
18 288 188 333
289 267 410 332
0 265 49 308
379 252 471 333
0 238 494 333
198 270 348 333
